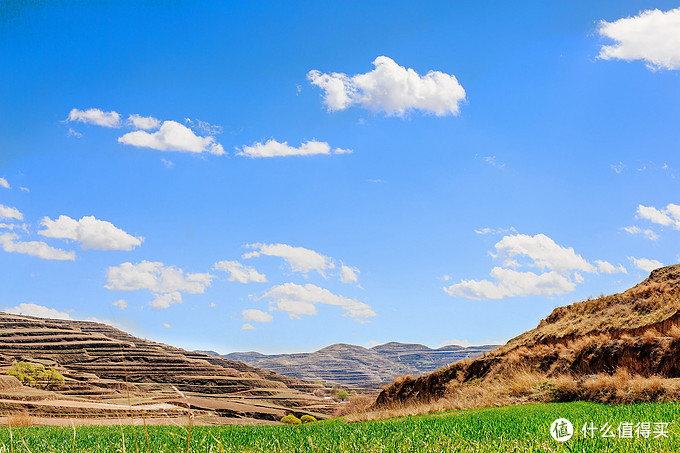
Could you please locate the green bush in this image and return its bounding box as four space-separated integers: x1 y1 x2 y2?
300 414 317 424
280 414 301 425
336 390 349 401
6 361 65 390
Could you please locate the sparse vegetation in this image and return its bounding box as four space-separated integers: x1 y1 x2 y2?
5 361 64 390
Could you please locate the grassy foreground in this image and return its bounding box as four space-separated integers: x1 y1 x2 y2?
1 401 680 452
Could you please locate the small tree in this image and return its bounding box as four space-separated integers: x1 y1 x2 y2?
336 390 349 401
6 362 64 390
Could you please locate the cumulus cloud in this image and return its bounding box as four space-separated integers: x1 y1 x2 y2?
39 215 143 251
128 114 161 130
629 257 664 273
239 139 351 158
307 56 466 116
444 267 576 300
0 205 23 221
241 323 256 331
113 299 128 310
261 282 375 321
105 261 213 309
244 243 335 276
0 233 75 260
0 178 9 189
494 234 596 274
213 260 267 283
5 302 72 320
340 264 359 283
623 225 659 241
637 204 680 230
242 308 273 323
443 233 618 300
163 323 171 329
598 7 680 70
149 292 182 310
119 120 225 155
595 260 627 274
67 108 121 128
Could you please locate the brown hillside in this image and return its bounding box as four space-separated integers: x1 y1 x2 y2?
375 264 680 412
0 312 333 423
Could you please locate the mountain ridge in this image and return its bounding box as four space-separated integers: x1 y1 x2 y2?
205 341 497 388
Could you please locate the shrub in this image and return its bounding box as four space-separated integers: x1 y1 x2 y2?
6 361 64 390
280 414 301 425
300 414 316 424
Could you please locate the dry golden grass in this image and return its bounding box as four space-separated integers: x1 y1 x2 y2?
6 412 35 427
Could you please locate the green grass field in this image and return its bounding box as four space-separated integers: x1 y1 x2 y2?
2 401 680 452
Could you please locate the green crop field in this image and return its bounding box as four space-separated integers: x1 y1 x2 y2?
2 401 680 452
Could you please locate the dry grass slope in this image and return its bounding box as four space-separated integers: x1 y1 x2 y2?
373 264 680 418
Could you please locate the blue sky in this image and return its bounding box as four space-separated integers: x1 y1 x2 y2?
1 1 680 354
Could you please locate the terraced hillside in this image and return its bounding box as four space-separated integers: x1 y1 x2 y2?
213 342 497 388
0 312 333 423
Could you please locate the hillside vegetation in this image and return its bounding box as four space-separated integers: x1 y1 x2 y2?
374 265 680 415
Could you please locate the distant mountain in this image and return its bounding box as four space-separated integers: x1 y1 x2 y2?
204 342 498 388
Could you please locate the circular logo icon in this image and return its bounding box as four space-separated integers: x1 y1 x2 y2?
550 418 574 442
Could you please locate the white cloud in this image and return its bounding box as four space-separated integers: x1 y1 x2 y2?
161 158 175 169
598 7 680 70
595 260 627 274
494 234 596 274
214 260 267 283
209 302 217 308
0 178 9 189
149 291 182 310
340 264 359 283
261 282 375 321
0 205 23 221
443 233 617 300
113 299 128 310
242 308 273 323
623 225 659 241
19 187 29 193
0 233 75 260
629 257 664 273
244 243 335 276
67 108 121 128
163 323 171 329
5 302 72 320
611 162 625 174
637 204 680 229
128 114 161 130
118 120 225 155
67 128 83 138
444 267 576 300
39 215 143 251
307 56 466 116
239 139 350 158
241 323 256 331
105 261 213 310
474 226 518 235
